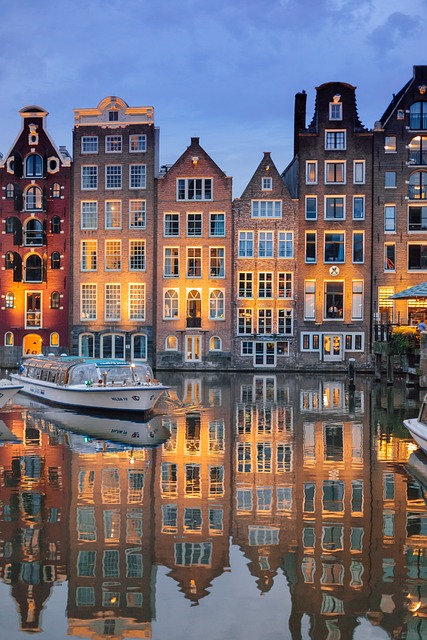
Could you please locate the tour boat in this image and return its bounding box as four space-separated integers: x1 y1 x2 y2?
404 395 427 455
0 379 23 409
10 355 169 413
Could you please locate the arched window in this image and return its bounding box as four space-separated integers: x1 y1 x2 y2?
25 185 43 210
164 289 179 318
5 252 15 269
50 332 59 347
51 252 61 269
101 333 125 359
187 289 201 327
408 171 427 199
5 292 14 308
410 101 427 130
50 291 60 309
210 336 221 351
51 183 61 197
209 289 224 319
51 216 61 233
25 154 43 177
6 183 14 198
79 333 95 357
4 331 13 347
25 254 42 282
24 218 43 245
132 333 147 360
165 335 178 350
409 135 427 165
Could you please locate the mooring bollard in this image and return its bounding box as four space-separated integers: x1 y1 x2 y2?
348 358 356 389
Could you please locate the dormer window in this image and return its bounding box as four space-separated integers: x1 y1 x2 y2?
109 110 119 121
25 154 43 177
329 97 342 121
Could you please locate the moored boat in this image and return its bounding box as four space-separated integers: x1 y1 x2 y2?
10 355 169 413
404 394 427 455
0 378 23 409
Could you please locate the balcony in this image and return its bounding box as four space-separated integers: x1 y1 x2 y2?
186 316 201 328
409 150 427 165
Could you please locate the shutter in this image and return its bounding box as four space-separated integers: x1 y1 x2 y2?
13 218 22 246
13 151 23 178
13 184 23 211
13 253 22 282
42 254 47 282
43 154 48 177
42 186 47 211
42 219 47 245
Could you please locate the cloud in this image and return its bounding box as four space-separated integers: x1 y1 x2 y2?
367 11 422 52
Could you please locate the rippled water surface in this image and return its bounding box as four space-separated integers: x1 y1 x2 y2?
0 371 426 640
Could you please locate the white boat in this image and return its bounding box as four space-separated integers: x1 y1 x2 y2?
404 395 427 455
0 378 23 408
10 356 169 413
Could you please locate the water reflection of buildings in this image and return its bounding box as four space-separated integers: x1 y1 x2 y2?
0 407 70 632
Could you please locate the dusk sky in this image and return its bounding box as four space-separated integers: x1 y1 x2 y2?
0 0 425 196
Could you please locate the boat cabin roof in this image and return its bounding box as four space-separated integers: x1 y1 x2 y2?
20 357 149 384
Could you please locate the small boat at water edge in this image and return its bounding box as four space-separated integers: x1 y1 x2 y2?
0 379 23 409
404 394 427 455
10 355 169 413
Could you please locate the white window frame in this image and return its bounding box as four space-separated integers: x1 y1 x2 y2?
306 161 318 184
329 102 342 121
105 240 121 271
305 196 317 220
81 201 98 229
105 135 122 153
304 280 316 320
81 284 97 321
81 166 98 190
128 283 146 321
278 231 294 258
129 200 146 228
251 200 282 218
129 134 147 153
353 196 365 220
104 283 121 321
325 196 345 220
105 200 122 229
384 204 396 233
105 165 122 190
351 280 363 320
129 164 146 189
81 136 98 154
325 130 347 151
129 240 146 271
81 240 97 271
238 231 254 258
324 161 346 184
262 177 272 190
353 160 365 184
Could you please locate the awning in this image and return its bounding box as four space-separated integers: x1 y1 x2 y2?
389 281 427 299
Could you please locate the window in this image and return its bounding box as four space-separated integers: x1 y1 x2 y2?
51 216 61 233
187 213 202 236
352 280 363 320
251 200 282 218
408 244 427 270
306 196 317 220
187 247 202 277
25 219 43 245
258 231 273 257
353 161 365 184
238 231 254 257
25 154 43 177
385 171 397 188
238 272 253 298
278 272 292 299
306 161 318 184
81 284 97 320
258 272 273 298
129 134 147 152
408 171 427 199
177 178 212 200
210 247 225 277
325 130 346 150
385 205 396 232
25 186 43 210
324 282 344 319
164 289 179 318
5 251 15 270
129 200 146 228
105 240 121 270
305 232 316 263
81 166 98 189
25 254 42 282
105 135 122 153
5 183 14 198
25 291 41 326
278 231 293 258
384 243 396 271
129 284 145 320
129 240 145 270
164 247 179 277
51 183 61 198
324 233 344 263
81 202 98 229
130 164 146 188
325 161 345 184
106 165 122 189
210 212 225 236
325 196 345 219
353 232 364 263
50 291 60 309
166 335 178 350
51 252 60 270
109 110 119 121
209 289 224 319
164 213 180 236
4 331 13 346
409 205 427 231
210 336 222 351
262 177 272 190
410 102 427 130
105 284 121 320
50 332 59 346
81 241 97 271
238 308 252 334
105 201 122 229
257 309 272 334
329 101 342 120
5 292 14 308
353 196 364 219
384 136 397 152
409 135 427 165
278 309 293 335
82 136 98 153
79 333 95 357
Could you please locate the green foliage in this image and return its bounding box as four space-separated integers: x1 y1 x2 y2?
391 326 418 355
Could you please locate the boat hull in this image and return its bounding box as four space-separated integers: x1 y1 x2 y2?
10 374 166 413
404 418 427 455
0 381 23 409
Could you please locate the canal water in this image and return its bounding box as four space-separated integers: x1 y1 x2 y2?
0 371 426 640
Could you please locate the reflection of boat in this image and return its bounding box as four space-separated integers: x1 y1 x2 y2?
42 408 170 448
406 450 427 489
0 378 23 408
0 419 21 443
10 356 169 413
404 395 427 455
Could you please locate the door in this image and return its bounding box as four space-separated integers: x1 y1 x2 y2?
185 335 201 362
254 342 276 367
323 335 343 361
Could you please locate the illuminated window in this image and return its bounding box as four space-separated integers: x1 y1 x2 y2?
50 332 59 347
5 183 15 198
352 280 363 320
304 280 316 319
25 186 43 210
51 183 61 198
384 136 396 152
209 290 224 319
129 284 145 321
384 244 396 271
50 291 60 309
81 285 97 320
409 171 427 199
105 284 121 321
105 201 122 228
306 161 318 184
325 196 345 219
4 331 13 347
278 272 292 298
409 135 427 165
129 134 146 152
238 308 252 334
164 289 179 318
166 335 178 350
81 240 97 271
5 292 14 308
324 281 344 319
105 135 122 153
325 161 345 184
164 247 179 277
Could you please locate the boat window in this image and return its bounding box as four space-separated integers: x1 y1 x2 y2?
68 364 98 385
134 364 150 381
98 365 133 384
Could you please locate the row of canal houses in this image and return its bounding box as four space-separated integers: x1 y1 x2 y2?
1 65 427 370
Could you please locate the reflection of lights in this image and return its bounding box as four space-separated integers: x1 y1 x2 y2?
409 601 421 613
110 596 117 604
